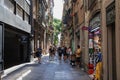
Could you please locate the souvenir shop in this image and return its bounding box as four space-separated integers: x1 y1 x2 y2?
88 12 102 76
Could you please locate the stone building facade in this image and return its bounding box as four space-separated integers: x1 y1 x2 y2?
46 0 54 54
32 0 48 53
62 0 120 80
102 0 120 80
62 0 72 48
32 0 54 54
73 0 87 68
82 0 120 80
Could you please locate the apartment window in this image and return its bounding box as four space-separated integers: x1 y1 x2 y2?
74 13 78 25
88 0 96 9
15 0 24 8
4 0 15 13
25 1 30 15
84 0 88 11
25 12 29 23
16 5 23 19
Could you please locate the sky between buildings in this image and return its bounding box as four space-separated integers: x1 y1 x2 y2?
53 0 64 20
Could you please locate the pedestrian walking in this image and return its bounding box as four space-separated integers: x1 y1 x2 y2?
67 47 73 63
52 46 56 57
35 47 42 64
57 47 62 61
49 46 54 61
75 45 81 68
67 47 72 60
63 46 67 62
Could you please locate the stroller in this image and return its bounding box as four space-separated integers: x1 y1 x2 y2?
70 54 76 67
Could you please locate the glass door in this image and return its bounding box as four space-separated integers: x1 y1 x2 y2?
0 23 4 71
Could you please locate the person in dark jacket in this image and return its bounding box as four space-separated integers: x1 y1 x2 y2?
36 47 42 63
57 47 62 61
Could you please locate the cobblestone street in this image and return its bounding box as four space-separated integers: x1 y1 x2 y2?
3 55 91 80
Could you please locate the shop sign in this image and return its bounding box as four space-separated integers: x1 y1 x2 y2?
91 27 100 32
90 13 101 30
89 33 93 39
82 26 88 30
106 3 115 25
20 36 28 43
94 29 101 34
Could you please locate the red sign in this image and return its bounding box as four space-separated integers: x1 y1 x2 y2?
81 26 88 30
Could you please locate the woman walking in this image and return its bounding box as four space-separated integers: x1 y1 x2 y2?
75 45 81 68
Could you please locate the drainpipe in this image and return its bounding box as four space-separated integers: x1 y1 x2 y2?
73 2 75 53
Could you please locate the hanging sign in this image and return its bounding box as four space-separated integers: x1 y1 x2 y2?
81 26 88 30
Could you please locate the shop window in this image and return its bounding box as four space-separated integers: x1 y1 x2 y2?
89 13 101 30
4 0 15 13
16 5 23 19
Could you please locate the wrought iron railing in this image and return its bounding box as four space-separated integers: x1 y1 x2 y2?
72 0 77 3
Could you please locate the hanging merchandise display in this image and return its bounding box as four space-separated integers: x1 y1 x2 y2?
88 13 102 80
89 39 93 49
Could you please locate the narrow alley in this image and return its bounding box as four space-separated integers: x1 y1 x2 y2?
1 0 120 80
2 55 91 80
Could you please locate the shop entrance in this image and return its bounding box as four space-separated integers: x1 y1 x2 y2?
107 23 116 80
4 25 30 69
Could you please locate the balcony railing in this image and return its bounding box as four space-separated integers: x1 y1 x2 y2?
72 0 77 3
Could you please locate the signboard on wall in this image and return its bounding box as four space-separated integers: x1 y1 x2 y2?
89 13 101 30
106 3 115 25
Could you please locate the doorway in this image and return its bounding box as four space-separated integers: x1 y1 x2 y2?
107 23 116 80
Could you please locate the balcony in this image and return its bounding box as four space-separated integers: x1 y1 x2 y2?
63 8 73 25
72 0 77 3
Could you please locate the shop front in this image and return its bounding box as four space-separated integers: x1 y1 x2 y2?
4 24 31 69
88 12 102 80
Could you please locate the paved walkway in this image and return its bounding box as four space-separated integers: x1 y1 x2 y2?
2 55 91 80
